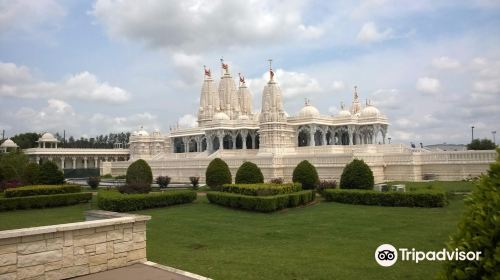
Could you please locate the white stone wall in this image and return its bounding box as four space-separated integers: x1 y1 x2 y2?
0 212 150 280
105 145 497 183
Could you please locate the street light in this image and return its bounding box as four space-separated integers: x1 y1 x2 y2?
388 137 392 144
493 131 497 145
471 126 475 142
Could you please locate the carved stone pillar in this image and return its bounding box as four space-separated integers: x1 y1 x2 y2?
61 157 65 169
94 157 98 168
83 157 88 169
72 157 76 169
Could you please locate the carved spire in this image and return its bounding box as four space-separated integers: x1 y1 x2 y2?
354 85 358 100
268 59 274 81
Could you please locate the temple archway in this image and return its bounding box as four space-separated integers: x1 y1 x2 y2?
298 130 309 147
212 137 220 151
236 133 243 149
223 134 233 149
174 138 184 153
326 130 333 145
201 138 207 151
255 135 260 149
246 134 252 149
188 139 197 152
314 130 323 146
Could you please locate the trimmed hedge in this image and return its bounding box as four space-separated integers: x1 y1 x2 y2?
235 162 264 184
292 160 319 189
206 158 232 189
220 183 302 196
206 190 315 212
63 168 99 179
339 159 374 190
4 184 81 198
97 190 197 212
0 192 92 211
323 189 447 208
39 161 65 185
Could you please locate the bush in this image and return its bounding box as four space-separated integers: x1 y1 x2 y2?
22 163 40 185
441 148 500 279
63 168 99 179
317 180 337 195
97 190 197 212
206 158 232 190
323 189 447 208
4 184 81 198
39 161 64 185
124 159 153 194
87 177 100 189
339 159 374 190
269 178 284 184
235 162 264 184
206 190 315 212
220 183 302 196
189 176 200 190
0 164 17 181
0 180 23 192
156 176 171 188
0 192 92 211
292 160 319 190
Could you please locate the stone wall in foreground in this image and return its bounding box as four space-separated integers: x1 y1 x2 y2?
0 211 150 280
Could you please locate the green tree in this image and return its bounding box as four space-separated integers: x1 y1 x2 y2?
206 158 232 190
339 159 374 190
467 138 497 150
235 161 264 184
22 162 40 185
441 148 500 279
39 161 64 184
0 151 29 180
123 159 153 193
292 160 319 189
10 132 40 149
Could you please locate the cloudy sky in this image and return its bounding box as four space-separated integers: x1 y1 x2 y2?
1 0 499 145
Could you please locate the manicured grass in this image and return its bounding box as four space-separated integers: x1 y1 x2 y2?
138 196 465 280
0 193 466 279
389 180 476 193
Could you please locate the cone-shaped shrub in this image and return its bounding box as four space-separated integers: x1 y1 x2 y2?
235 161 264 184
23 162 40 185
39 161 64 184
339 159 374 189
441 148 500 279
206 158 232 190
292 160 319 189
123 159 153 194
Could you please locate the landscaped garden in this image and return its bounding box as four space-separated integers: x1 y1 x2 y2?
1 153 497 279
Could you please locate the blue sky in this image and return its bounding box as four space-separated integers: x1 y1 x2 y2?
1 0 499 145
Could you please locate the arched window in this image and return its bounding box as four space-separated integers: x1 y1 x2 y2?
236 133 243 149
201 138 207 151
314 130 323 146
223 134 233 149
212 136 220 151
174 138 185 153
298 130 309 147
188 139 197 152
246 134 252 149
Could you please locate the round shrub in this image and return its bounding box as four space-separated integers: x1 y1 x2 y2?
124 159 153 194
39 161 64 185
235 161 264 184
292 160 319 189
22 162 40 185
87 176 100 189
156 176 171 189
442 148 500 279
339 159 374 189
206 158 232 190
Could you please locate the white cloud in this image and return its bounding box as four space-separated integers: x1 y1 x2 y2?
370 88 399 109
0 0 65 36
0 62 131 103
432 56 461 69
91 0 322 52
248 69 322 101
473 79 500 93
331 80 346 92
416 77 441 94
178 114 198 128
356 22 393 43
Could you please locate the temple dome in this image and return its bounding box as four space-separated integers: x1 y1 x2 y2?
337 109 351 117
213 112 230 120
298 104 320 118
136 129 149 136
360 105 380 117
1 139 18 148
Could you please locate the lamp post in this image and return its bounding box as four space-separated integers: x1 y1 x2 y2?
493 131 497 145
471 126 475 142
388 137 392 144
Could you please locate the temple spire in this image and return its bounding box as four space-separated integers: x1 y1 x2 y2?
238 73 246 86
354 86 358 100
204 65 211 78
268 59 274 81
221 58 229 75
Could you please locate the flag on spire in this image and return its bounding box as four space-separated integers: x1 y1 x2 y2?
221 58 228 70
204 65 211 77
238 73 245 85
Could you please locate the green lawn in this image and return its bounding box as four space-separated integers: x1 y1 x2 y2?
0 194 466 280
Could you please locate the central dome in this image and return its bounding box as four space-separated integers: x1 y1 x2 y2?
337 109 351 117
360 105 380 117
298 104 320 118
213 112 230 121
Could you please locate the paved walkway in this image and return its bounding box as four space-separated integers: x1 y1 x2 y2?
72 263 210 280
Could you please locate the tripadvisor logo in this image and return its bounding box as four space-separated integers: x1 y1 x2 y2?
375 244 482 267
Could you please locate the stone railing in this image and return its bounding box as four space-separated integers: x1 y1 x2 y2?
0 211 150 280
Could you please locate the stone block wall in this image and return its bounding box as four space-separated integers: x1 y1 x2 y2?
0 211 150 280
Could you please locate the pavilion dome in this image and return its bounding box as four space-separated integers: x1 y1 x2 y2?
213 112 230 121
298 104 320 118
360 105 380 117
1 139 18 148
136 129 149 136
40 132 57 141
